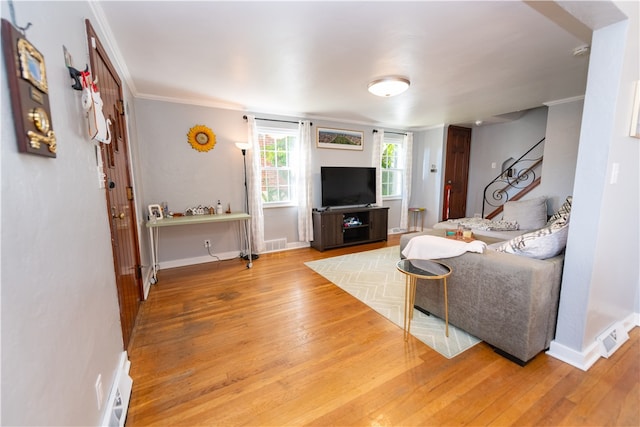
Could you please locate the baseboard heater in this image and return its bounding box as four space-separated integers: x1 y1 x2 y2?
101 352 133 427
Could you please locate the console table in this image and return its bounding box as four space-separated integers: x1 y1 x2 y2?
146 213 252 283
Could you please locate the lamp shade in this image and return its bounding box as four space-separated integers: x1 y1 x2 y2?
368 77 410 97
235 142 251 150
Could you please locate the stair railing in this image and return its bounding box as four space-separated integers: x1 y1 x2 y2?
481 137 545 218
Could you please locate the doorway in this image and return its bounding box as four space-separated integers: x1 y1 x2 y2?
442 125 472 220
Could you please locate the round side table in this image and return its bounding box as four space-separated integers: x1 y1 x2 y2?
396 258 452 340
408 207 426 231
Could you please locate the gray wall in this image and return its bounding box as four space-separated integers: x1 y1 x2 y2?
133 100 406 267
1 1 130 425
537 99 583 212
464 101 583 218
465 107 549 217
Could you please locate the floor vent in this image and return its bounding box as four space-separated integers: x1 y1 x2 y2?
265 238 287 252
597 322 628 358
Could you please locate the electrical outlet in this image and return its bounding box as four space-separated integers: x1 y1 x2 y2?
95 374 103 410
204 239 211 248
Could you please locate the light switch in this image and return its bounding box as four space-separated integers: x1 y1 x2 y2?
610 163 619 184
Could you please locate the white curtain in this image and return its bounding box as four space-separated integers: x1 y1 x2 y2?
400 132 413 230
246 115 266 254
372 130 384 207
296 120 313 242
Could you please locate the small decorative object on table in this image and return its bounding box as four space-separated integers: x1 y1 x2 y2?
148 204 163 220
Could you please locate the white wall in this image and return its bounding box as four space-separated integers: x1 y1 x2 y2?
537 98 583 212
409 126 446 227
549 0 639 369
1 2 128 425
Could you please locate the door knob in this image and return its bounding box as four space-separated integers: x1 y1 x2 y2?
111 206 125 219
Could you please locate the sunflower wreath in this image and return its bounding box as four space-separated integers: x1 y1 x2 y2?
187 124 216 152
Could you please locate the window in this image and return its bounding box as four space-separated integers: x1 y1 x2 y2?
381 134 404 198
258 127 298 205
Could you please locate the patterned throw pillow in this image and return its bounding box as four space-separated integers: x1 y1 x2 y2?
502 196 548 230
494 221 569 259
546 196 572 227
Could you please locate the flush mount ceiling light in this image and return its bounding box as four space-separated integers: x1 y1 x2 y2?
367 77 410 97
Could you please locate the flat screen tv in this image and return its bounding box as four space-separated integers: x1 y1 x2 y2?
321 166 376 208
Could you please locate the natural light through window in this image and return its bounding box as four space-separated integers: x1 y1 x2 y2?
381 134 404 198
258 127 298 205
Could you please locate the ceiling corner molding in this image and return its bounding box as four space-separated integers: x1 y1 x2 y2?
135 93 246 111
544 95 585 106
86 1 138 96
412 123 447 132
523 0 593 43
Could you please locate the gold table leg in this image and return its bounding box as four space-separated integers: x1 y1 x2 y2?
443 276 449 337
404 275 417 341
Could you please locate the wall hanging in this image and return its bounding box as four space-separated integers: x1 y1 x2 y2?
317 127 363 151
187 124 216 152
68 63 112 145
2 18 57 157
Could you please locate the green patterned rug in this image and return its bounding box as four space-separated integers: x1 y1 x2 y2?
305 246 481 358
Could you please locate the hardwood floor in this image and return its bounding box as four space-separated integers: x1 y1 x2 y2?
126 234 639 426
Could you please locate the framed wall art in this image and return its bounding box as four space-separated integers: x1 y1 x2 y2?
317 127 364 151
1 18 57 157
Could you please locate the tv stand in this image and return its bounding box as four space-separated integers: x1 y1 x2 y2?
310 206 389 251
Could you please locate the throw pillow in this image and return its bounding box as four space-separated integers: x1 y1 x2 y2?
493 222 569 259
502 196 547 230
547 196 572 227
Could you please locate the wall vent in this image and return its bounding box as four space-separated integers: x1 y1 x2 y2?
101 353 133 427
597 322 629 358
265 238 287 253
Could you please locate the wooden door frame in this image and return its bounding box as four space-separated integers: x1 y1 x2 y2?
86 20 144 346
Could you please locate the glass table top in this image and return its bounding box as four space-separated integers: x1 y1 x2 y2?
396 259 451 278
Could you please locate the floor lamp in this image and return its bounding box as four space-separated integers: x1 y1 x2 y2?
235 142 259 260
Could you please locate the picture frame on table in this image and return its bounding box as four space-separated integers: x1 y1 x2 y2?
316 127 363 151
148 204 163 220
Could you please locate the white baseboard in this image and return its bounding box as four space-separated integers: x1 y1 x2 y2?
547 312 638 371
143 268 153 300
158 250 242 270
546 339 601 371
154 243 311 271
101 351 133 427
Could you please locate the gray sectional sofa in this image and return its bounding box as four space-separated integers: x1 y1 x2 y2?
399 228 565 364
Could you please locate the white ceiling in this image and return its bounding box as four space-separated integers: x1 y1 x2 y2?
91 1 622 130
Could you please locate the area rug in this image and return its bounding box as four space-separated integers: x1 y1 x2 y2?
305 246 481 358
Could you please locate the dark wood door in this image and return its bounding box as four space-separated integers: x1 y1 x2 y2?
442 126 472 220
86 20 143 348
